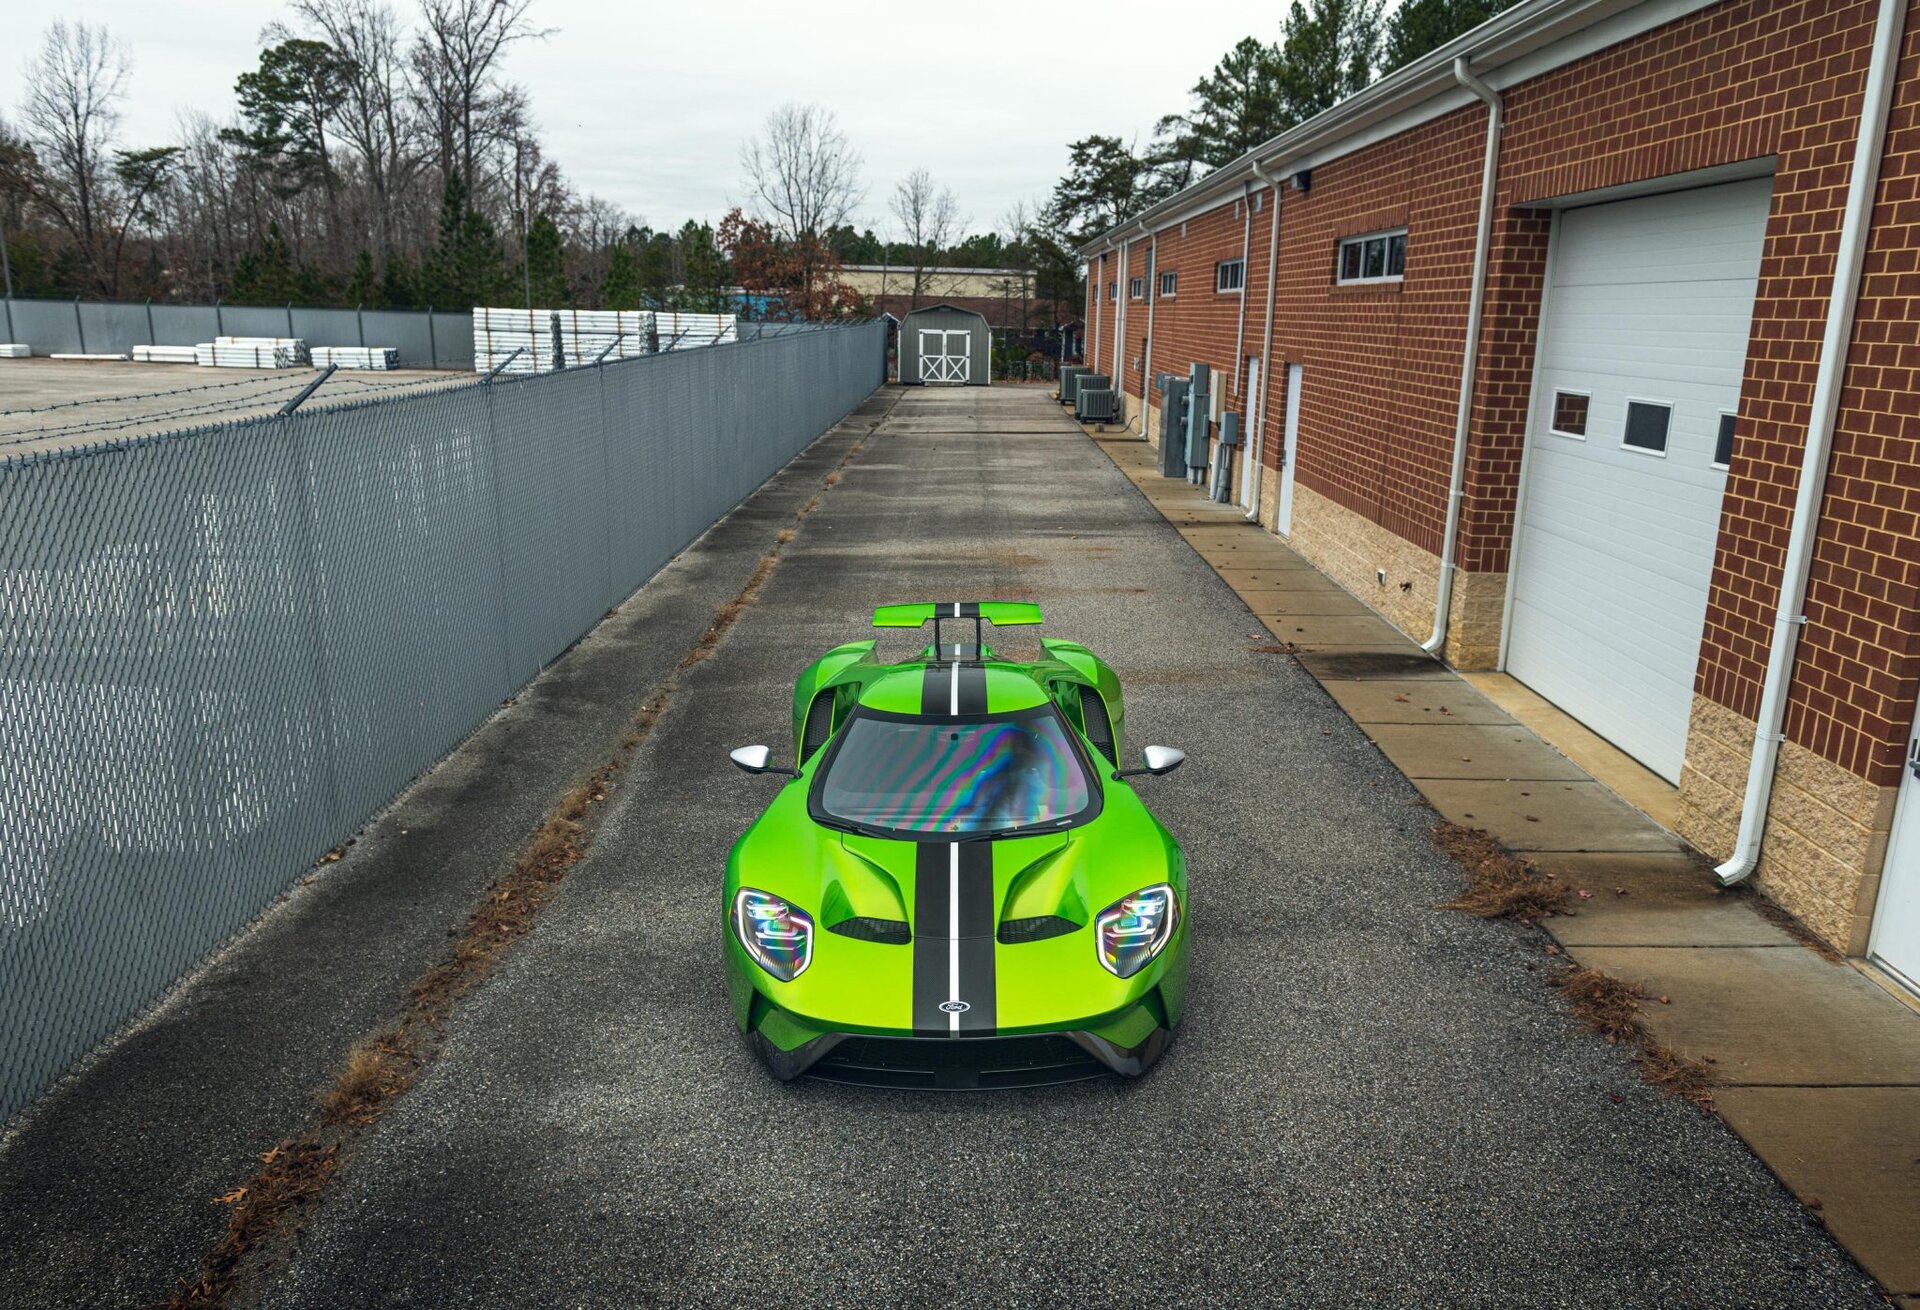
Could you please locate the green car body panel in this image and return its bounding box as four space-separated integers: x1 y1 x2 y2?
724 603 1188 1087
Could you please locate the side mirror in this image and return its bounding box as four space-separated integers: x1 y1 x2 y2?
1116 745 1186 780
730 745 796 777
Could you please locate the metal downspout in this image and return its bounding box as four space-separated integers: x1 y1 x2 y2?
1717 0 1909 885
1136 219 1152 431
1423 55 1502 657
1246 161 1283 524
1232 183 1254 498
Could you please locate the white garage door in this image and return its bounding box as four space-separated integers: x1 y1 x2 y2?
1507 179 1772 783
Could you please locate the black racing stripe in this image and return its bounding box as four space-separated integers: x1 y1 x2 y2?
920 663 945 713
956 841 996 1033
911 842 951 1034
954 601 980 618
955 664 988 716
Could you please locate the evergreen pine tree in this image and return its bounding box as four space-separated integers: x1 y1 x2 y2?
522 212 569 306
601 241 642 310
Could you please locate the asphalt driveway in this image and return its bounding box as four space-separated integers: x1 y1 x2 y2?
243 386 1876 1307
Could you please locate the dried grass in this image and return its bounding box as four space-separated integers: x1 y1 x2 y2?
1435 823 1570 922
1551 967 1647 1046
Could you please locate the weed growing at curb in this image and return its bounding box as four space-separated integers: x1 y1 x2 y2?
1432 824 1716 1112
1434 823 1570 922
1551 967 1717 1111
157 424 875 1309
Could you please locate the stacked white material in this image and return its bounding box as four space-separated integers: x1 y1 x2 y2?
312 346 400 370
0 344 30 358
49 353 132 361
132 344 198 364
194 337 308 368
653 312 739 350
472 307 653 373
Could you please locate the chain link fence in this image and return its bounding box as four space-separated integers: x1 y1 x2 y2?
0 319 886 1123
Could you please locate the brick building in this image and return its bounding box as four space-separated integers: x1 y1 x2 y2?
1081 0 1920 985
840 265 1049 329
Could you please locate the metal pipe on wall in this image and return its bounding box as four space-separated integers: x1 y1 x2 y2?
1716 0 1910 886
1245 161 1284 524
1422 55 1504 658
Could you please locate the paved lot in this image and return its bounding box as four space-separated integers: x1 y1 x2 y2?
0 357 468 456
0 386 1882 1306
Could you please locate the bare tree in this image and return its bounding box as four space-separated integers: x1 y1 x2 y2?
888 167 961 307
410 0 550 196
741 103 862 241
283 0 423 270
1001 199 1035 329
19 21 130 294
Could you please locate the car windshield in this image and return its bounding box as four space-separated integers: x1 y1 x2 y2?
815 706 1096 837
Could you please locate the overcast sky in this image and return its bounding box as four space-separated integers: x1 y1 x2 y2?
41 0 1278 237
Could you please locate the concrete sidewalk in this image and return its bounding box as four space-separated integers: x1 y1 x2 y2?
1091 426 1920 1302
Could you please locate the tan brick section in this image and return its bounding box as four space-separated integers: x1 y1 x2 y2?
1284 485 1506 668
1680 695 1899 951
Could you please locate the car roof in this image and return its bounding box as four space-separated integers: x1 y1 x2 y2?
855 664 1053 716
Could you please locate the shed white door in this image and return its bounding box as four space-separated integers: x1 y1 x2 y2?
919 329 970 384
1506 179 1771 783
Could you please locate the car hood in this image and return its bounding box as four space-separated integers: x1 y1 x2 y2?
728 777 1180 934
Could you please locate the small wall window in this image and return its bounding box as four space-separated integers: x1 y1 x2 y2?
1160 270 1178 298
1108 281 1117 301
1129 276 1144 299
1550 391 1590 439
1216 259 1246 293
1714 412 1737 468
1336 229 1408 285
1623 400 1672 455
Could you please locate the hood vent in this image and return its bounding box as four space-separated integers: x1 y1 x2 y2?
829 917 911 945
997 915 1081 944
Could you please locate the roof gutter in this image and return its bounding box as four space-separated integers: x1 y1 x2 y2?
1716 0 1909 886
1423 55 1502 658
1245 160 1283 523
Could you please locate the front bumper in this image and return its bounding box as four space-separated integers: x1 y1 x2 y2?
744 991 1167 1083
749 1016 1174 1088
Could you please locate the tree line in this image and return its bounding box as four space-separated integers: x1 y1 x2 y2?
1044 0 1519 241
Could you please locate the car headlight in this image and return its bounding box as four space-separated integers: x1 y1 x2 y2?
734 888 813 981
1096 884 1179 978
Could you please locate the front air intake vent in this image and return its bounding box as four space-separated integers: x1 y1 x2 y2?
829 917 911 944
997 916 1081 944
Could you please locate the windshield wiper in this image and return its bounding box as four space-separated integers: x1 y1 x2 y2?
831 819 903 842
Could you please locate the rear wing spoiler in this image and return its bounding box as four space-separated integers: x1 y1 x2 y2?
872 602 1043 628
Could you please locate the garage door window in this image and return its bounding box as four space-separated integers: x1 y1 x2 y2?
1623 400 1672 455
1550 391 1589 438
1714 412 1737 468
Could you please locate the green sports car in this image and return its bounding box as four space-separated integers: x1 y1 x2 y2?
723 602 1189 1089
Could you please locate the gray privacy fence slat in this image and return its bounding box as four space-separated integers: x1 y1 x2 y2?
0 320 886 1123
2 297 474 369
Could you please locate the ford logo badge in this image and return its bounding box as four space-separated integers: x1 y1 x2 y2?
938 999 970 1014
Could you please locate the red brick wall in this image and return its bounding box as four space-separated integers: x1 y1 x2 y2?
1776 0 1920 785
1256 105 1490 556
1138 195 1264 413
